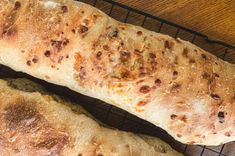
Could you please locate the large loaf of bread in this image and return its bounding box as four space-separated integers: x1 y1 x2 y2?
0 0 234 145
0 78 182 156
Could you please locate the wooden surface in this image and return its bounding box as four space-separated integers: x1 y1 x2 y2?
115 0 235 46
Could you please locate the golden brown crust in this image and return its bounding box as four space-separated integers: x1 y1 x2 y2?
0 0 234 145
0 88 70 155
0 78 182 156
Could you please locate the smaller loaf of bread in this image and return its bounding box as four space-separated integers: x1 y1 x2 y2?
0 78 182 156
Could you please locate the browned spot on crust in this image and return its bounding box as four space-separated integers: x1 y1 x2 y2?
125 144 130 148
4 100 40 130
35 135 68 150
32 56 38 63
218 111 225 123
211 94 221 101
173 71 178 79
108 30 118 38
58 56 64 63
2 27 17 39
1 6 19 40
62 38 69 46
224 131 231 137
44 50 51 57
96 51 102 60
201 54 208 60
120 70 131 79
155 79 161 87
26 60 31 66
136 79 144 84
61 5 68 13
174 56 178 64
213 73 219 78
139 67 146 77
139 85 151 94
3 98 71 154
164 40 174 49
189 59 195 64
120 51 131 62
149 53 156 59
137 101 148 106
103 45 109 51
170 114 177 120
177 134 182 138
74 53 82 70
51 40 63 52
134 49 142 55
83 19 89 25
150 61 157 70
182 48 189 57
171 83 181 93
149 53 158 71
202 72 210 79
79 66 86 80
92 14 98 22
78 25 88 34
36 137 59 149
120 27 125 30
181 115 187 123
137 31 142 35
14 1 21 10
177 101 185 104
72 29 76 34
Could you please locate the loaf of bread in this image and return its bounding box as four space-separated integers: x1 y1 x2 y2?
0 0 234 145
0 78 182 156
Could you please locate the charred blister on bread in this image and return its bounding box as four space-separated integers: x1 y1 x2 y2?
4 100 40 131
0 96 70 155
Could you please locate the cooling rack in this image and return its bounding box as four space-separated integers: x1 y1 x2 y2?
0 0 234 155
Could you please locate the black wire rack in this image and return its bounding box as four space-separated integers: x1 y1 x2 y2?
0 0 234 155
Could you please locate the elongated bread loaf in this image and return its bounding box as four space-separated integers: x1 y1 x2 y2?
0 78 182 156
0 0 234 145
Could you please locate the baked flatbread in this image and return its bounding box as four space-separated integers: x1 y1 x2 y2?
0 78 182 156
0 0 234 145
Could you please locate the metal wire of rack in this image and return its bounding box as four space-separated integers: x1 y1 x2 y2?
0 0 234 156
